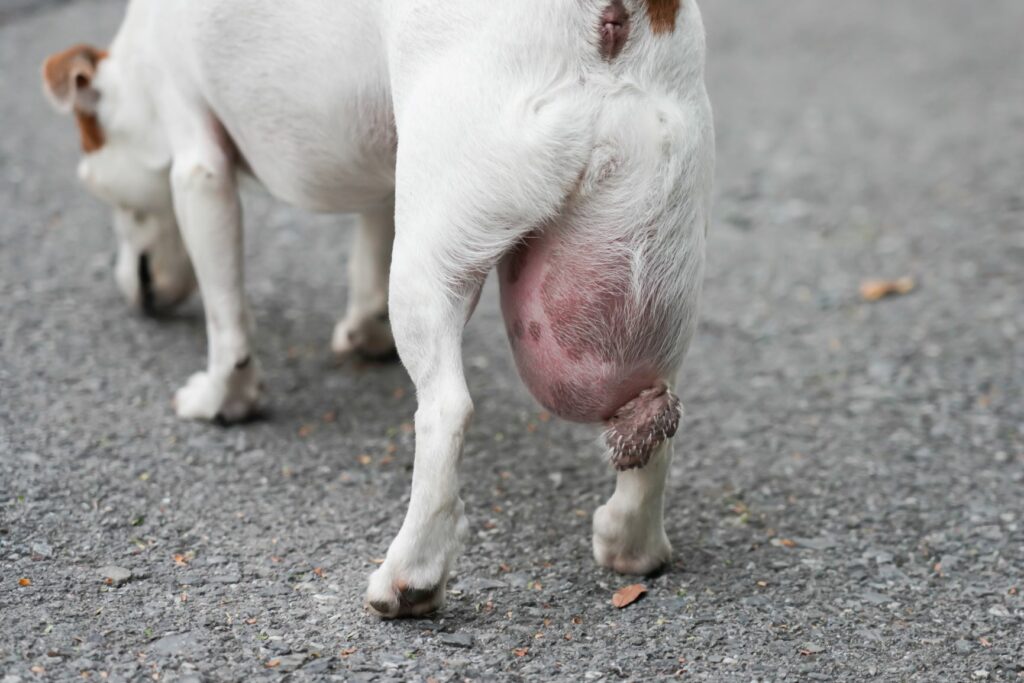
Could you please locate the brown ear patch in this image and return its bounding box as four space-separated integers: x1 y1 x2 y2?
42 44 108 153
76 110 105 153
644 0 680 34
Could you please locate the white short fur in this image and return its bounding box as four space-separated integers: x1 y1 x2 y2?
45 0 714 617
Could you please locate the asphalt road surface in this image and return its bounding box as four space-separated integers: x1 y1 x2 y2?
2 1 1022 681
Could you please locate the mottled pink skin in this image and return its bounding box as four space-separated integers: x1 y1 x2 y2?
498 232 661 424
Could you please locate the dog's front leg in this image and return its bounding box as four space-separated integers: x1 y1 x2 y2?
169 141 260 422
331 200 396 359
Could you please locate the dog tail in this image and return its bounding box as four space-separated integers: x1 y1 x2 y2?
603 381 681 471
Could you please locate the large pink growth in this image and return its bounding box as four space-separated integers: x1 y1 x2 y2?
499 231 679 466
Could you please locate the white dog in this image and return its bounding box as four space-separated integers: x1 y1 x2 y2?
43 0 714 617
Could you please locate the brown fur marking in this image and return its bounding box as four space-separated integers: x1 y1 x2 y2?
75 111 104 152
645 0 680 34
42 44 108 153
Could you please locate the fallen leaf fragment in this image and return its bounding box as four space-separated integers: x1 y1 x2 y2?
612 583 648 609
513 647 529 657
779 538 797 548
340 647 357 658
860 276 915 302
312 567 326 578
173 554 189 567
266 659 280 668
31 666 45 674
19 577 31 587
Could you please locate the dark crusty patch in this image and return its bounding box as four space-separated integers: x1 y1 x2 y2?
605 381 681 470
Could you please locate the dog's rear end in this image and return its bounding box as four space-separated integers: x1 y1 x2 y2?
499 0 713 469
368 0 714 615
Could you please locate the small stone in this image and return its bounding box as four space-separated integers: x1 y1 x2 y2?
954 639 974 654
987 604 1010 618
860 590 889 605
150 632 200 656
99 566 132 587
438 632 474 648
791 536 836 550
209 572 242 584
176 571 206 587
972 670 989 680
277 654 307 672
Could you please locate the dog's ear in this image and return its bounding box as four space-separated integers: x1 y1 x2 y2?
42 44 107 114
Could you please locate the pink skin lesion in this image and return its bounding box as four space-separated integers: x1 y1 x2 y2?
499 232 663 424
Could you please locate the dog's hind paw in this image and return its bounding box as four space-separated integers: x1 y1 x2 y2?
173 361 261 422
331 313 396 360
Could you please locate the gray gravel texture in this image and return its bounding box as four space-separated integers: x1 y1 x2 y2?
2 0 1023 681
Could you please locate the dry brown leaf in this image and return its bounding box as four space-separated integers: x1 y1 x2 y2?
779 539 797 548
860 276 915 302
513 647 529 657
312 567 326 578
173 554 189 567
266 659 280 669
19 577 31 587
612 583 648 608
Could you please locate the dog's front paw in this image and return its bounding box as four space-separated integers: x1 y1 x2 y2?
173 361 261 422
593 502 672 575
331 313 396 360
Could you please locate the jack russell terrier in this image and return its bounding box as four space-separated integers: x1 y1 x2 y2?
42 0 714 617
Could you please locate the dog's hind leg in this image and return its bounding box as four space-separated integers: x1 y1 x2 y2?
365 68 591 618
331 199 397 359
593 437 675 575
